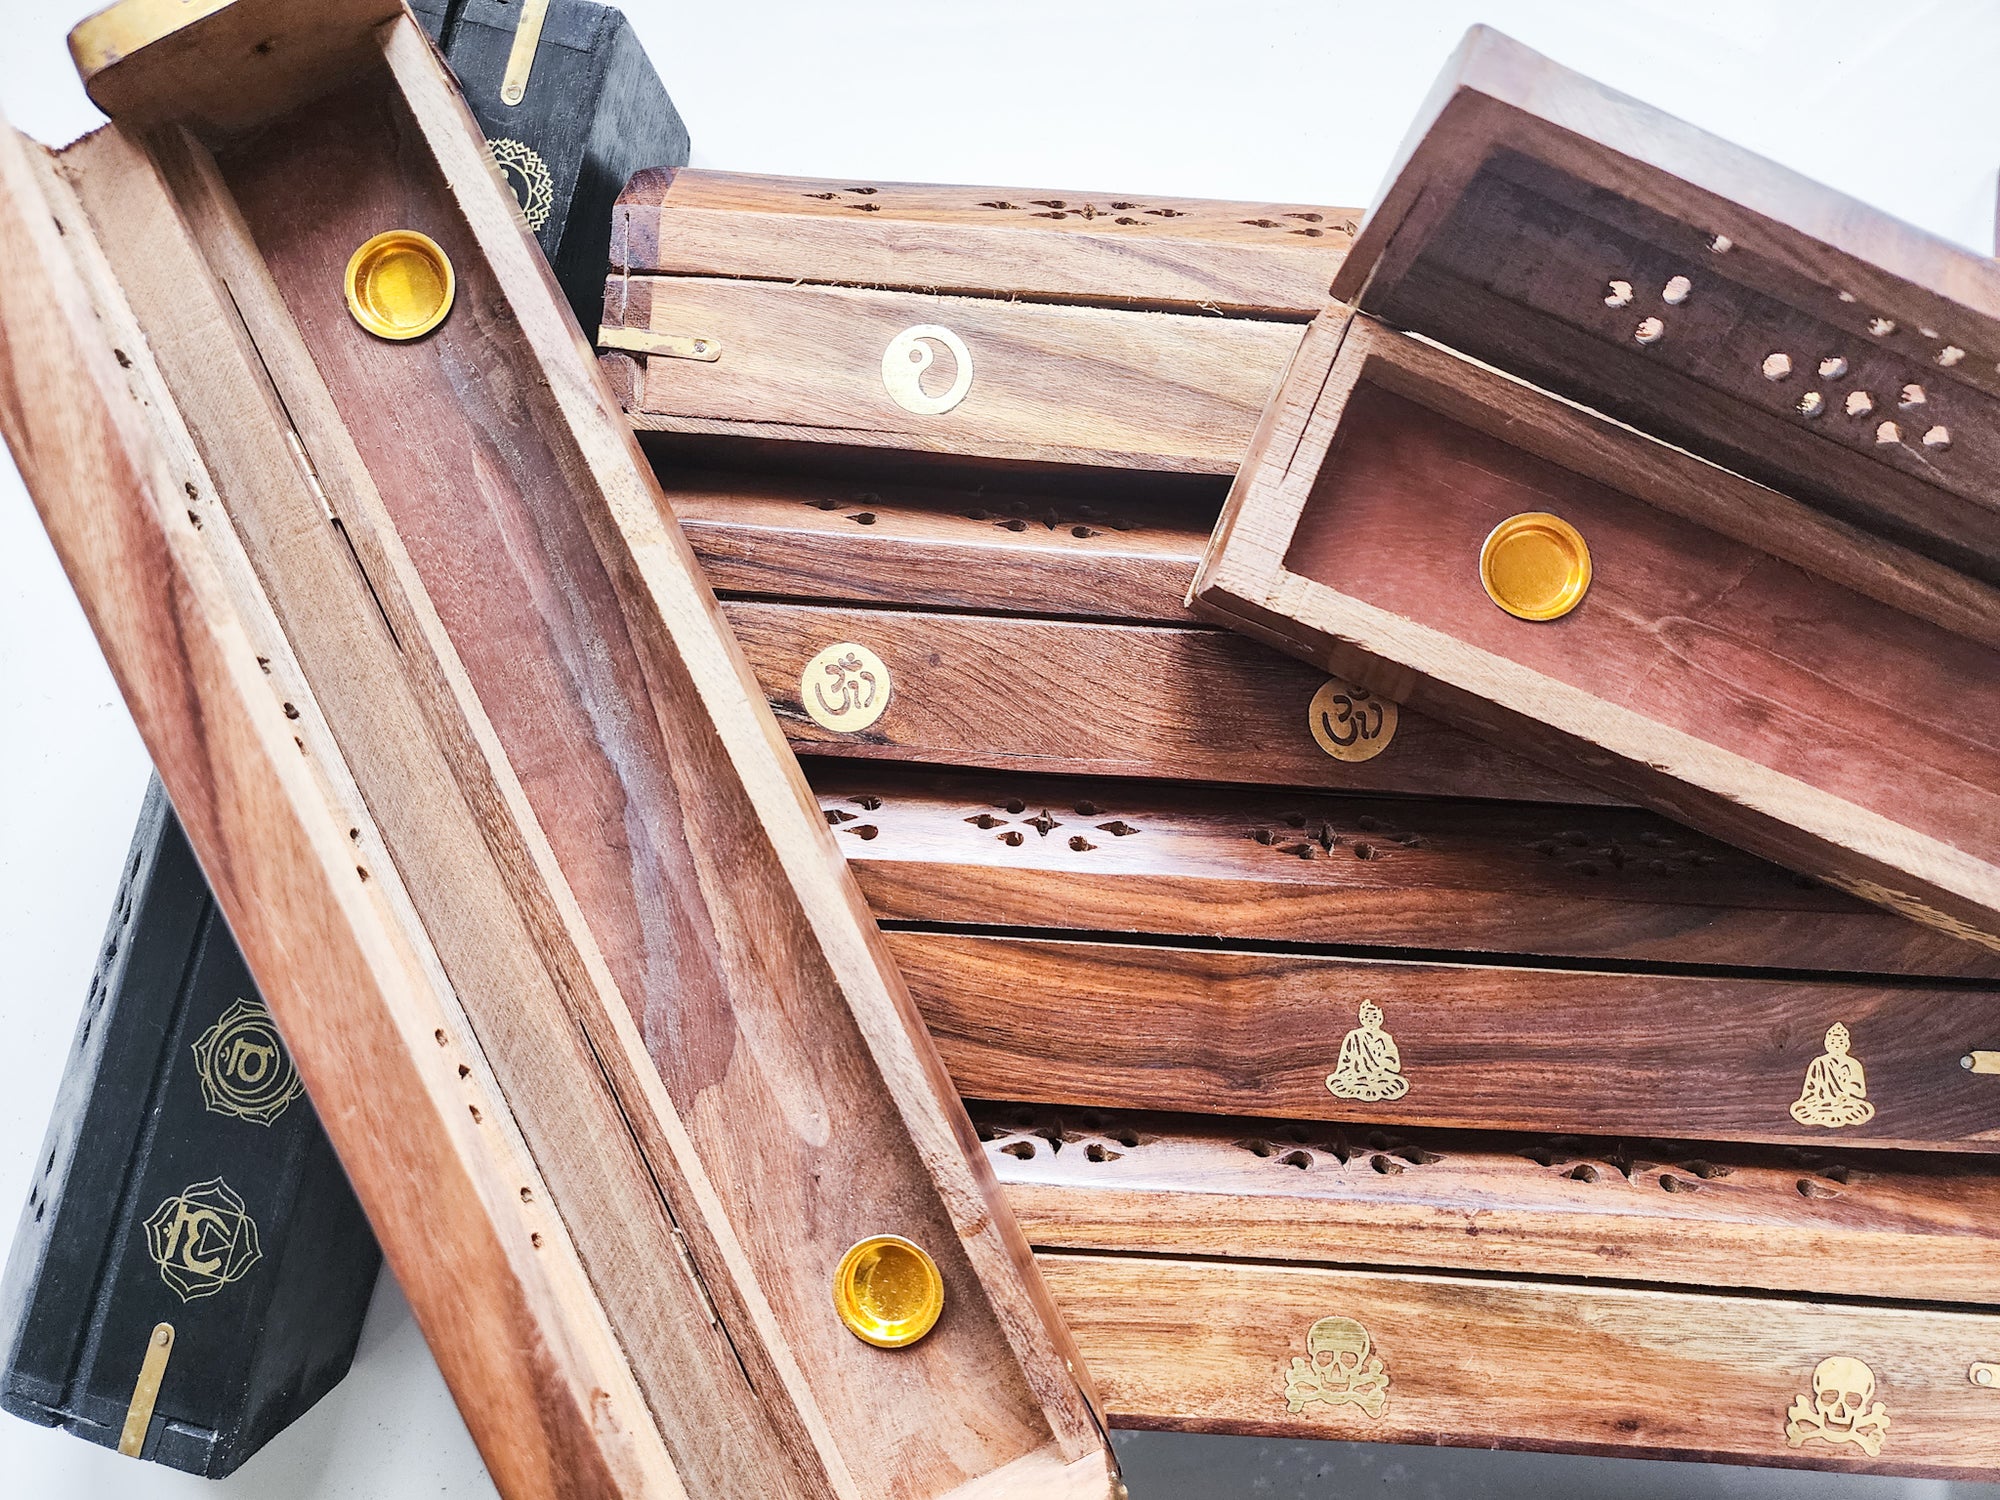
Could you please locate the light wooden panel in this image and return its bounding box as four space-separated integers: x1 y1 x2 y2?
1042 1252 2000 1477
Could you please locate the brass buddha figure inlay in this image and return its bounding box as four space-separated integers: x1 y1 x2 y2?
1790 1022 1874 1129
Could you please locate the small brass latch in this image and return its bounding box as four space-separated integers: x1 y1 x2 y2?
1962 1051 2000 1074
598 326 722 363
500 0 552 106
118 1322 175 1458
1972 1362 2000 1387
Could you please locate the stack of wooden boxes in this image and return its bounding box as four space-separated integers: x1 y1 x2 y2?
596 28 2000 1484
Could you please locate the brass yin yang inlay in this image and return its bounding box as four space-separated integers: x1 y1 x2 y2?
882 324 974 415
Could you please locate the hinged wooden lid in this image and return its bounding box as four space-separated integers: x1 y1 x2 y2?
1329 26 2000 582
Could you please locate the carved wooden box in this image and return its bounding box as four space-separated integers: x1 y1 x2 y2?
600 169 1358 473
1190 25 2000 955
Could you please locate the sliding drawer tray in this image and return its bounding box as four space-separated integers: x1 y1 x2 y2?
1192 28 2000 956
8 1 1118 1495
985 1108 2000 1478
601 170 1358 474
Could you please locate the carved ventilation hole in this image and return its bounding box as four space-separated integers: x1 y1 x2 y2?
1604 279 1634 308
1236 1138 1274 1159
966 813 1004 829
1112 1129 1140 1148
1662 275 1692 305
1251 828 1275 845
1922 425 1951 449
1353 842 1380 860
1937 345 1965 367
1798 1178 1843 1200
998 830 1024 846
1844 390 1874 418
1797 392 1825 417
1567 1163 1602 1183
847 512 877 526
1708 234 1733 253
1001 1140 1035 1159
1869 317 1896 337
1399 1147 1443 1166
1818 356 1848 379
1520 1145 1559 1166
1084 1143 1122 1163
812 497 842 511
1068 836 1096 852
434 1029 448 1045
1369 1154 1405 1175
843 824 879 840
1025 811 1061 836
1681 1160 1733 1180
1761 352 1792 381
1005 798 1028 814
1634 317 1665 345
1097 820 1141 837
1074 800 1100 816
1876 420 1902 446
826 808 857 824
1000 518 1029 532
1278 1150 1312 1169
853 795 882 810
1824 1164 1852 1183
1899 383 1926 408
1658 1173 1700 1193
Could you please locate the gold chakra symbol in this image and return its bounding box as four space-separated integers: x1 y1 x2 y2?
1283 1315 1390 1417
487 137 554 231
1791 1022 1875 1128
1327 1000 1409 1102
1786 1355 1890 1456
143 1178 263 1303
881 324 974 415
192 997 304 1126
1308 678 1398 763
800 642 891 733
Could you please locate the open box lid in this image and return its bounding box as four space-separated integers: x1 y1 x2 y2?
1329 26 2000 583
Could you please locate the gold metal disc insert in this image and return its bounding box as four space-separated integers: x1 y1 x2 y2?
833 1235 944 1348
344 230 455 341
1479 512 1591 621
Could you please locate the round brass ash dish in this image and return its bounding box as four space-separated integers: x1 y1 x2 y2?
344 230 455 341
1479 512 1591 621
833 1235 944 1348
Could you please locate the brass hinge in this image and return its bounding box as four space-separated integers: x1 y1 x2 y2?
500 0 552 106
117 1323 175 1458
598 325 722 363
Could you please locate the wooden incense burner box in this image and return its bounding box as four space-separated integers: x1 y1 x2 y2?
601 168 1356 473
1191 25 2000 957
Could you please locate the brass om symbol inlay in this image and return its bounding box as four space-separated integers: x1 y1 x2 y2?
192 996 304 1126
800 642 892 733
1308 677 1398 763
881 324 974 415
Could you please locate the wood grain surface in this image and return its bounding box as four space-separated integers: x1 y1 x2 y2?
612 274 1304 473
612 168 1358 317
894 932 2000 1151
1 112 681 1500
726 602 1602 802
668 466 1220 621
1041 1251 2000 1477
1194 308 2000 960
975 1103 2000 1303
1331 26 2000 577
195 35 1113 1498
806 765 2000 979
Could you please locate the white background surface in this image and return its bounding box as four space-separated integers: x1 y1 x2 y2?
1 2 1997 1496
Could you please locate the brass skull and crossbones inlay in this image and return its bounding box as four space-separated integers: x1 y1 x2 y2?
1785 1355 1890 1457
1282 1315 1390 1418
